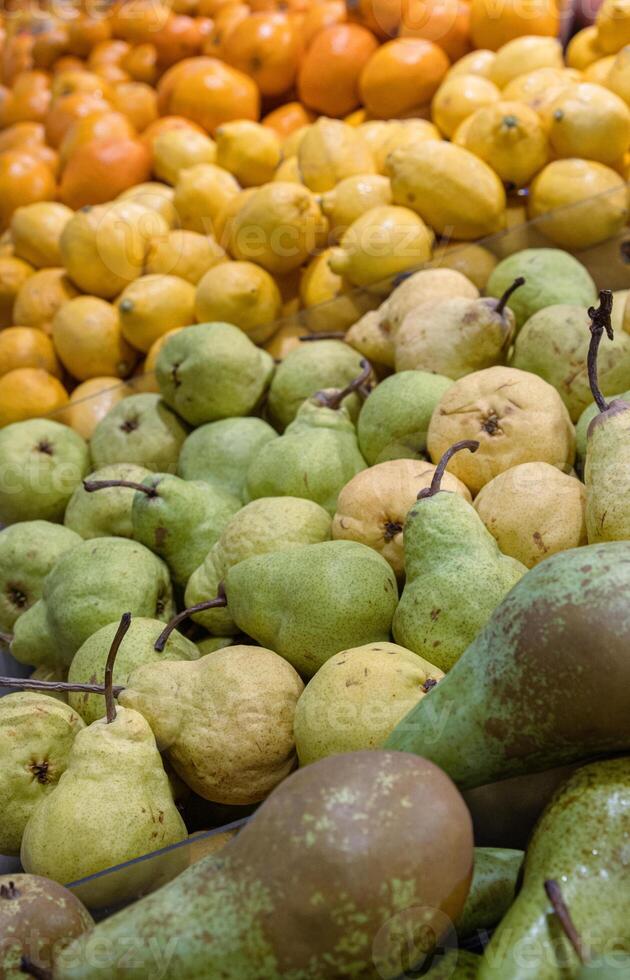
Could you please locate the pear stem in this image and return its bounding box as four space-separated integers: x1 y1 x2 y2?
313 359 371 410
104 612 131 724
0 630 13 646
418 440 479 499
0 676 123 696
83 479 157 497
154 585 227 653
544 880 588 965
19 958 52 979
587 290 614 414
495 276 525 316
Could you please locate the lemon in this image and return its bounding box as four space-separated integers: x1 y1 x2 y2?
528 159 628 249
52 296 138 381
596 0 630 53
357 120 394 157
215 121 282 188
64 377 131 440
541 82 630 165
431 241 498 291
447 49 497 79
273 156 303 183
490 36 563 89
10 202 73 269
567 26 605 69
117 274 196 352
213 188 258 251
329 205 434 294
194 261 282 344
584 54 617 83
264 322 304 360
300 248 378 333
145 229 226 285
431 74 500 139
297 117 375 193
283 125 310 158
455 100 549 187
320 175 392 241
173 163 241 235
118 182 178 228
502 67 580 113
606 45 630 105
152 128 218 186
372 119 441 174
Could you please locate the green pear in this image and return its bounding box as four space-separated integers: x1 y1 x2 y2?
357 370 453 465
486 248 597 329
247 368 369 515
457 847 524 940
424 950 481 979
64 463 152 539
385 541 630 788
0 693 84 855
120 645 304 805
267 339 365 429
395 278 522 379
90 393 188 473
477 758 630 979
185 495 331 635
223 539 398 676
511 298 630 422
583 292 630 543
156 322 274 426
177 417 278 501
294 641 443 764
577 955 630 978
29 664 69 703
194 635 235 655
68 617 198 725
0 419 90 525
393 442 526 671
83 472 240 585
53 751 473 979
11 537 174 669
576 389 630 461
0 874 93 978
0 522 80 632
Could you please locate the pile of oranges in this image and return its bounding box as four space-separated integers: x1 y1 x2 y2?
0 0 628 433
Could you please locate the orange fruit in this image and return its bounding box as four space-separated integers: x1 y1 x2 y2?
0 121 45 154
264 322 304 359
66 15 112 58
151 13 207 69
111 0 172 44
59 109 136 168
1 33 34 87
298 23 379 117
0 70 51 128
50 69 113 101
0 255 34 327
202 4 251 59
359 38 450 118
32 24 70 71
0 326 61 378
13 267 78 335
110 81 158 131
301 1 346 47
87 39 132 72
470 0 560 51
222 12 303 97
52 295 138 380
0 368 69 427
400 0 472 63
44 92 112 148
0 151 56 232
59 137 153 209
168 58 260 133
121 43 159 84
262 101 315 138
63 376 131 439
348 0 405 38
141 114 205 149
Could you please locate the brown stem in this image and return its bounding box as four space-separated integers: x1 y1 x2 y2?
313 359 372 411
0 630 13 646
495 276 525 316
299 331 347 341
83 479 157 497
154 586 227 653
0 676 124 696
587 290 614 414
544 880 588 965
104 613 131 724
19 958 52 980
418 440 479 499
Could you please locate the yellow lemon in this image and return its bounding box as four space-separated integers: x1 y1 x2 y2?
118 182 178 228
63 376 131 439
528 158 628 249
431 74 500 139
596 0 630 54
129 327 187 392
447 49 497 79
567 25 605 69
0 368 68 427
172 163 241 235
13 268 78 335
344 108 368 126
357 120 394 157
152 128 218 186
0 326 61 378
215 121 282 187
584 54 617 84
297 117 375 193
299 248 379 333
431 241 498 291
454 100 548 187
213 187 258 252
502 67 580 113
145 229 227 285
320 174 393 241
541 82 630 165
52 296 138 381
273 156 303 183
282 125 310 158
264 322 304 360
328 205 434 294
117 274 196 352
0 255 34 327
372 119 441 174
606 45 630 105
10 202 73 269
194 261 282 344
490 35 563 89
387 139 506 239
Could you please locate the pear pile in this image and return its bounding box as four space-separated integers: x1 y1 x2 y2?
0 244 629 979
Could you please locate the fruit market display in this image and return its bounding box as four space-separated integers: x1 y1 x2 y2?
0 0 630 976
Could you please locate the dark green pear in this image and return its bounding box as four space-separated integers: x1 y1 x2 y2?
385 541 630 788
177 417 278 502
457 847 524 940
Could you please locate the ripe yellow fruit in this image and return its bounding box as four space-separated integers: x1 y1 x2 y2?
541 82 630 166
502 67 579 113
328 205 434 294
152 128 218 186
454 100 548 187
215 121 282 187
606 45 630 105
194 261 282 344
263 322 304 360
431 242 498 291
117 182 178 228
447 49 497 79
52 296 138 381
117 274 196 352
371 119 441 174
0 326 61 378
272 156 303 183
299 248 378 333
145 229 226 285
172 163 241 235
0 368 68 427
431 74 500 139
63 376 131 440
0 255 34 328
282 125 309 158
490 36 563 89
320 175 393 240
584 54 617 84
10 202 73 269
528 158 628 249
13 268 78 335
297 118 375 193
596 0 630 54
213 188 258 251
567 26 605 70
130 328 187 392
387 140 506 239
